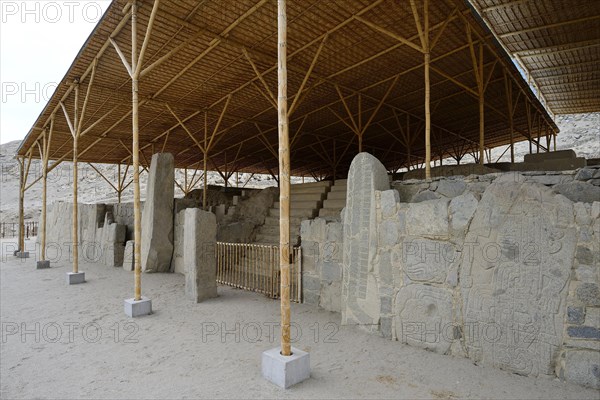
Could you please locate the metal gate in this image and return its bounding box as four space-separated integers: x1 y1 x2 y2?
216 242 302 303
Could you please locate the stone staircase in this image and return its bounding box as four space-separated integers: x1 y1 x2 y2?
318 179 347 220
254 181 331 244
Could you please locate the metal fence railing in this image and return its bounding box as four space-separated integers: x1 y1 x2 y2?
216 242 302 303
0 222 38 239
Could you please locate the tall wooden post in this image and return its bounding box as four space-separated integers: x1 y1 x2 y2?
18 157 25 253
131 0 142 301
72 83 80 273
423 0 431 179
40 118 53 261
278 0 291 357
203 112 208 210
111 0 160 305
117 163 122 203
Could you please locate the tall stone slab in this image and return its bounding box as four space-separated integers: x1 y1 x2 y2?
342 153 389 328
141 153 175 273
184 208 218 302
460 178 577 377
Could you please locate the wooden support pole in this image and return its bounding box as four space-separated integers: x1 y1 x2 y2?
72 83 80 273
278 0 291 357
40 118 54 260
423 0 431 179
132 0 142 301
117 164 123 203
203 113 208 211
17 157 25 252
110 0 159 300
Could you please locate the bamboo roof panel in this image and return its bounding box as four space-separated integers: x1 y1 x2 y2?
18 0 565 175
471 0 600 115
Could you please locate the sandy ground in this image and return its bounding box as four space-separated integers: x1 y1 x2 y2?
1 239 598 400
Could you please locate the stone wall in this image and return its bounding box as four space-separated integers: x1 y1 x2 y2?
41 201 128 268
301 155 600 389
300 218 343 312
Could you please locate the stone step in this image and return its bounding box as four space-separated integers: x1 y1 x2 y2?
326 190 347 200
269 207 315 218
318 208 343 218
255 232 301 245
329 187 347 194
290 192 327 202
264 215 306 226
273 200 320 209
257 223 301 236
290 186 330 195
291 181 332 189
323 199 346 209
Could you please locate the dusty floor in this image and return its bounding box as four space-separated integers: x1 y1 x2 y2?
1 239 598 399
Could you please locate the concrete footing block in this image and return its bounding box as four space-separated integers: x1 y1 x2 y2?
36 260 50 269
262 347 310 389
16 251 29 259
66 272 85 285
124 297 152 317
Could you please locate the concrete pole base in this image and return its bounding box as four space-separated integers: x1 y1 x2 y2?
262 347 310 389
124 297 152 317
66 272 85 285
15 251 30 259
36 260 51 269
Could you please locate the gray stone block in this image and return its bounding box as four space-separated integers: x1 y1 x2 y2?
15 251 29 259
380 190 399 218
141 153 175 273
436 179 466 198
302 290 319 305
302 275 321 292
66 272 85 285
123 241 135 271
395 284 453 355
262 347 310 389
124 297 152 317
380 316 392 339
567 326 600 339
184 208 218 303
575 168 596 181
36 260 50 269
402 238 456 284
319 281 341 313
406 199 449 237
342 153 389 327
449 192 478 235
378 220 399 247
553 181 600 203
576 246 595 265
561 350 600 389
411 190 440 203
320 262 341 282
568 306 586 325
577 283 600 306
461 179 576 376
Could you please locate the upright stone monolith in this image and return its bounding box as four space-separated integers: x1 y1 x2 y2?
141 153 174 273
184 208 218 302
342 152 389 329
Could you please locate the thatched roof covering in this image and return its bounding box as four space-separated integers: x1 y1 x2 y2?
471 0 600 115
17 0 560 176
